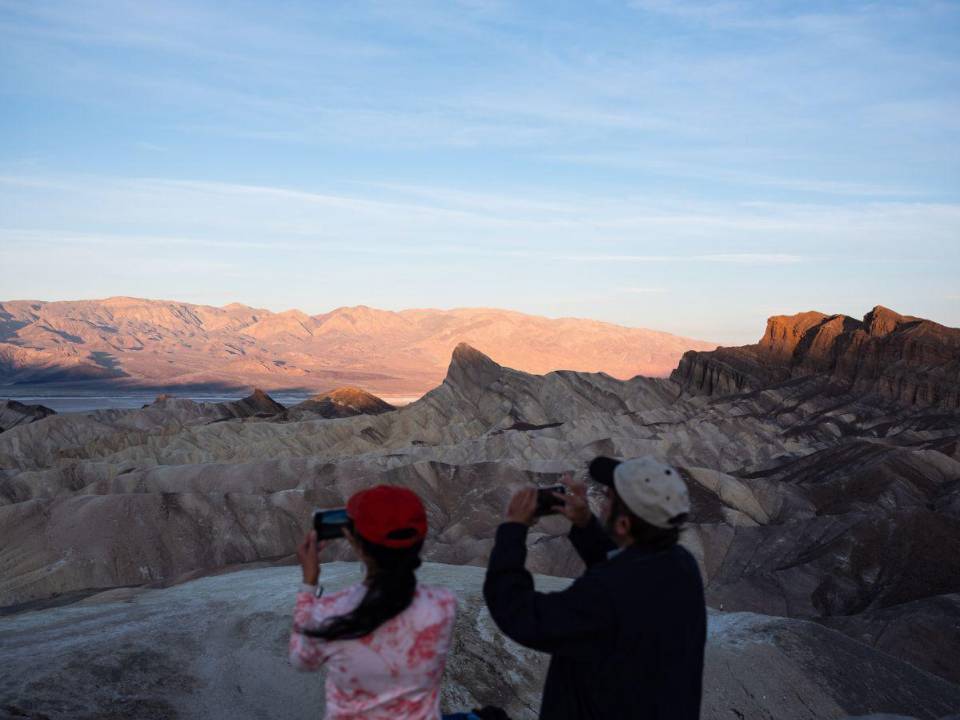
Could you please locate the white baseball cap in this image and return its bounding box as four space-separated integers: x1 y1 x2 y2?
588 456 690 529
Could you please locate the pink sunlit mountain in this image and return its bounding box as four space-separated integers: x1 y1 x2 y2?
0 297 716 398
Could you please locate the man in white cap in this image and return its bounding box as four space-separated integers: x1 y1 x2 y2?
483 456 706 719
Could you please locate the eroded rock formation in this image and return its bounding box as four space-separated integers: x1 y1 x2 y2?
0 400 55 434
673 305 960 408
1 306 958 717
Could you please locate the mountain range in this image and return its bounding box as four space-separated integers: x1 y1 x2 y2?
0 297 716 399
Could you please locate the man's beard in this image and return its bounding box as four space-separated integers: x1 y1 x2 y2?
602 508 619 540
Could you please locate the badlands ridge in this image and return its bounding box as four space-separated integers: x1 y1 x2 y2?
1 304 958 719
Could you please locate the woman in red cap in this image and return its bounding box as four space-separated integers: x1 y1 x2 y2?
289 485 457 719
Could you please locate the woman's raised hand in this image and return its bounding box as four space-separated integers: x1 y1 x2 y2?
297 530 326 586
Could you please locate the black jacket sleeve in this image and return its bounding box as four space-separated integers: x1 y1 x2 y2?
568 515 616 568
483 522 615 656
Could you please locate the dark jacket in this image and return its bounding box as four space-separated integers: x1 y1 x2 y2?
483 517 706 720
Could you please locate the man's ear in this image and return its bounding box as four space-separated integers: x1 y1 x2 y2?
614 513 631 539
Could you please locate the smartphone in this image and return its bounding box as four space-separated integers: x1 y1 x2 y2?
535 484 567 516
313 508 351 540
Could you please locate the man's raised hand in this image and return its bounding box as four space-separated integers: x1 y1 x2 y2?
506 487 539 527
556 472 592 528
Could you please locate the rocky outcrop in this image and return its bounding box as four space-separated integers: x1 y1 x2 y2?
759 310 832 361
697 439 960 628
288 386 394 420
3 563 959 720
673 305 960 409
821 593 960 686
216 388 287 418
0 400 55 434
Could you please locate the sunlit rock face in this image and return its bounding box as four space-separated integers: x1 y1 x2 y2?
287 386 396 420
0 297 716 396
673 305 960 408
1 305 959 716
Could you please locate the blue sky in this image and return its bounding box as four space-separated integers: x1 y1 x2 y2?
1 0 958 343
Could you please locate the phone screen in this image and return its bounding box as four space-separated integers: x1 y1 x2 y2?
313 508 350 539
535 485 566 516
319 509 348 524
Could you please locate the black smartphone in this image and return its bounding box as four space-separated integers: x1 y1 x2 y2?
535 484 567 516
313 508 351 540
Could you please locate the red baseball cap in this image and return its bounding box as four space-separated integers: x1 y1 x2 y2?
346 485 428 548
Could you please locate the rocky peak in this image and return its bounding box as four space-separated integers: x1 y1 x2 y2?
863 305 906 337
292 386 395 419
276 309 311 320
449 342 501 374
311 305 414 336
323 386 386 405
246 388 284 410
243 310 315 339
444 343 503 397
759 311 830 360
217 388 287 418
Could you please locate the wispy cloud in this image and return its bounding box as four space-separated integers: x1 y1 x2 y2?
630 0 749 23
542 153 927 199
696 253 804 264
133 141 168 153
558 253 805 265
629 0 947 34
3 173 957 252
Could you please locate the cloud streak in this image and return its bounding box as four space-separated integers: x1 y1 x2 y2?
557 253 806 264
4 173 957 253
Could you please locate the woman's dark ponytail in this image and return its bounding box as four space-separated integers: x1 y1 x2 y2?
302 535 423 641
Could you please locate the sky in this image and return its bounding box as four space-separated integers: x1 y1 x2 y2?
1 0 958 344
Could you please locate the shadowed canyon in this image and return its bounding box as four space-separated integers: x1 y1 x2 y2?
1 304 958 720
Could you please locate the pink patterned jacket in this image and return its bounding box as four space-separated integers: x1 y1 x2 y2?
289 582 458 719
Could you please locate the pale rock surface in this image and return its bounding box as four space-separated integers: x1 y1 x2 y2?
3 563 959 720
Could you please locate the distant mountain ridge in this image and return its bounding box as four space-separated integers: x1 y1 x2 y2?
0 297 716 397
